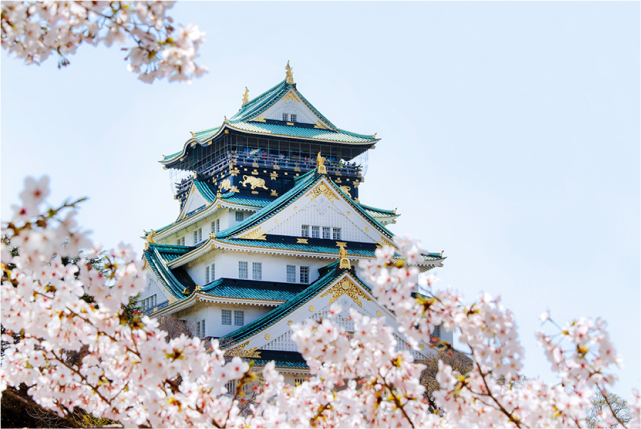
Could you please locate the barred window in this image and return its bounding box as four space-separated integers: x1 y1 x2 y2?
239 262 248 279
216 219 220 232
252 262 262 280
432 325 441 338
142 294 157 310
282 113 289 121
300 266 310 284
301 225 309 237
234 311 244 326
295 378 305 385
201 319 206 337
312 226 320 238
225 380 236 394
235 211 244 222
287 265 296 283
322 227 330 239
222 310 232 325
198 228 202 242
332 228 341 240
211 219 220 234
181 237 185 246
193 230 198 243
177 239 181 245
210 263 215 281
290 114 297 122
205 265 210 284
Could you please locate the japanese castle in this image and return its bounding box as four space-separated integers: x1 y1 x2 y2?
140 63 449 383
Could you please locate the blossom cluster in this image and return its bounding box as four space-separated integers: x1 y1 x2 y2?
1 1 207 83
1 176 639 428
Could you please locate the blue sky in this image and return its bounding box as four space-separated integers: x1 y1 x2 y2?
2 2 639 397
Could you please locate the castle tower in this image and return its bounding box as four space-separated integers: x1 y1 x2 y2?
140 64 448 383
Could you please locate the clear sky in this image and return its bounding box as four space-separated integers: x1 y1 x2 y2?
2 2 639 397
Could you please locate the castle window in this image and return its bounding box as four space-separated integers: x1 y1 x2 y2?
239 261 248 279
211 219 220 234
301 225 309 237
177 239 181 245
142 294 157 310
194 228 202 244
225 380 236 394
290 114 297 122
236 211 244 222
222 310 232 325
312 226 320 238
181 237 185 246
196 319 206 338
252 262 262 280
287 265 296 282
432 325 441 338
206 263 215 284
322 227 330 239
295 378 305 385
332 228 342 240
300 266 310 284
282 113 289 121
234 311 245 326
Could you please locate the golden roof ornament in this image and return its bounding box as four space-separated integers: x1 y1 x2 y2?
338 243 350 270
242 87 249 105
317 152 327 174
285 60 295 85
144 230 157 250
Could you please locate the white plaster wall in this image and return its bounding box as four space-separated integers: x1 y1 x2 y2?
263 91 322 126
182 188 208 216
139 268 172 305
174 301 273 338
185 250 330 286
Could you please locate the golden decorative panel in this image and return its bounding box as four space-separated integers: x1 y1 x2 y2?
225 341 261 359
320 277 371 308
297 238 308 244
230 167 239 176
239 227 267 241
219 178 231 191
252 115 266 123
240 175 268 190
230 186 240 193
270 190 278 197
340 185 351 194
376 236 396 249
314 120 329 130
270 171 278 180
309 305 315 312
306 183 337 204
265 334 271 340
282 91 299 103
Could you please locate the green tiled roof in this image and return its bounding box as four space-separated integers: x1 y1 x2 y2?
144 244 195 299
201 278 307 302
161 78 378 164
359 203 397 218
193 180 275 207
219 263 369 345
226 122 375 144
251 359 309 370
215 237 379 257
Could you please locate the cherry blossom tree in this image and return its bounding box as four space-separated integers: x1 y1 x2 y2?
1 1 207 83
2 176 640 428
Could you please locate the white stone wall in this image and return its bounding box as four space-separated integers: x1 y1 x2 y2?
186 250 330 286
174 301 273 339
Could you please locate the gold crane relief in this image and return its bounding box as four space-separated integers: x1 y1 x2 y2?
240 175 268 190
224 341 261 359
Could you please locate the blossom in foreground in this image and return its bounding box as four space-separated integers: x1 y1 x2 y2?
1 1 207 83
1 176 638 428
